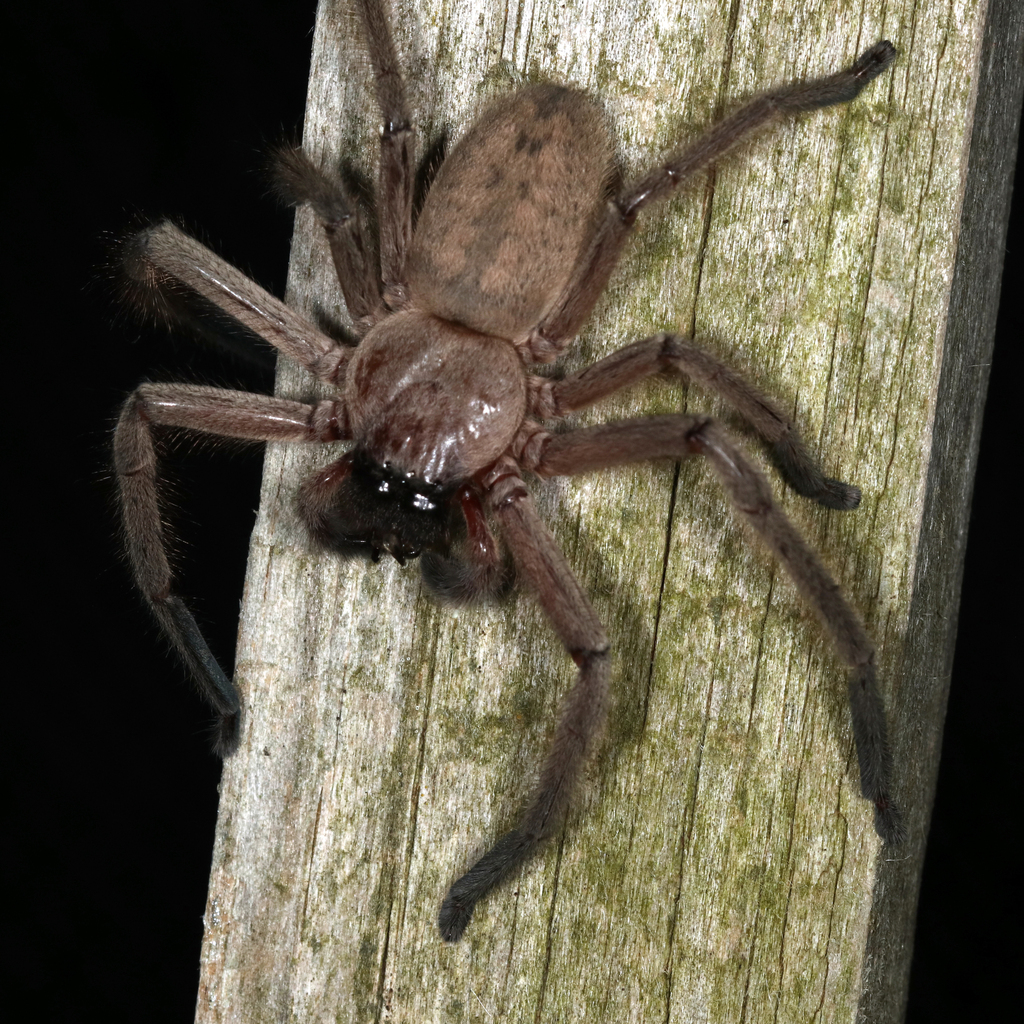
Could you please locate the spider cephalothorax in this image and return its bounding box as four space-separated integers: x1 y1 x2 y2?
114 0 901 942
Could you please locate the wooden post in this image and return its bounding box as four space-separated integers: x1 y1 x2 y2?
195 1 1022 1020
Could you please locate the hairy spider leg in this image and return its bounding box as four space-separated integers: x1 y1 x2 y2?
522 41 897 362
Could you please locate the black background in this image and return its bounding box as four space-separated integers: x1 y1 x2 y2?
6 2 1018 1019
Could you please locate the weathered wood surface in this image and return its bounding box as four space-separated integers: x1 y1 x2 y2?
196 0 1022 1021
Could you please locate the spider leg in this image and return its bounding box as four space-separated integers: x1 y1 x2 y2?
356 0 415 306
114 384 349 753
274 0 416 324
617 41 897 220
438 465 611 941
272 146 382 327
535 332 859 509
526 416 904 845
124 222 353 385
524 41 896 359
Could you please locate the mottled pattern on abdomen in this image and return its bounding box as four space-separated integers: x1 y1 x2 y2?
405 85 615 343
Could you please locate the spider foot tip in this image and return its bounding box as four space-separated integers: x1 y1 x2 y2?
874 799 907 846
212 710 242 758
820 478 862 510
856 41 898 79
438 896 475 943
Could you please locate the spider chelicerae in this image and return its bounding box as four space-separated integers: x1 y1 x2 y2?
115 0 902 942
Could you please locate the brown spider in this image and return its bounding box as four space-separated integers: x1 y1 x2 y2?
114 0 902 942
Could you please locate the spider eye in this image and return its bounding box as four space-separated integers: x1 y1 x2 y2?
299 450 454 563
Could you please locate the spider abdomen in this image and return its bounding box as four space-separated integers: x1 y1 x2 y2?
404 84 616 342
345 309 527 484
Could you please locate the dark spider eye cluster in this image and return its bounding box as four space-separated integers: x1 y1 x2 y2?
304 448 456 564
